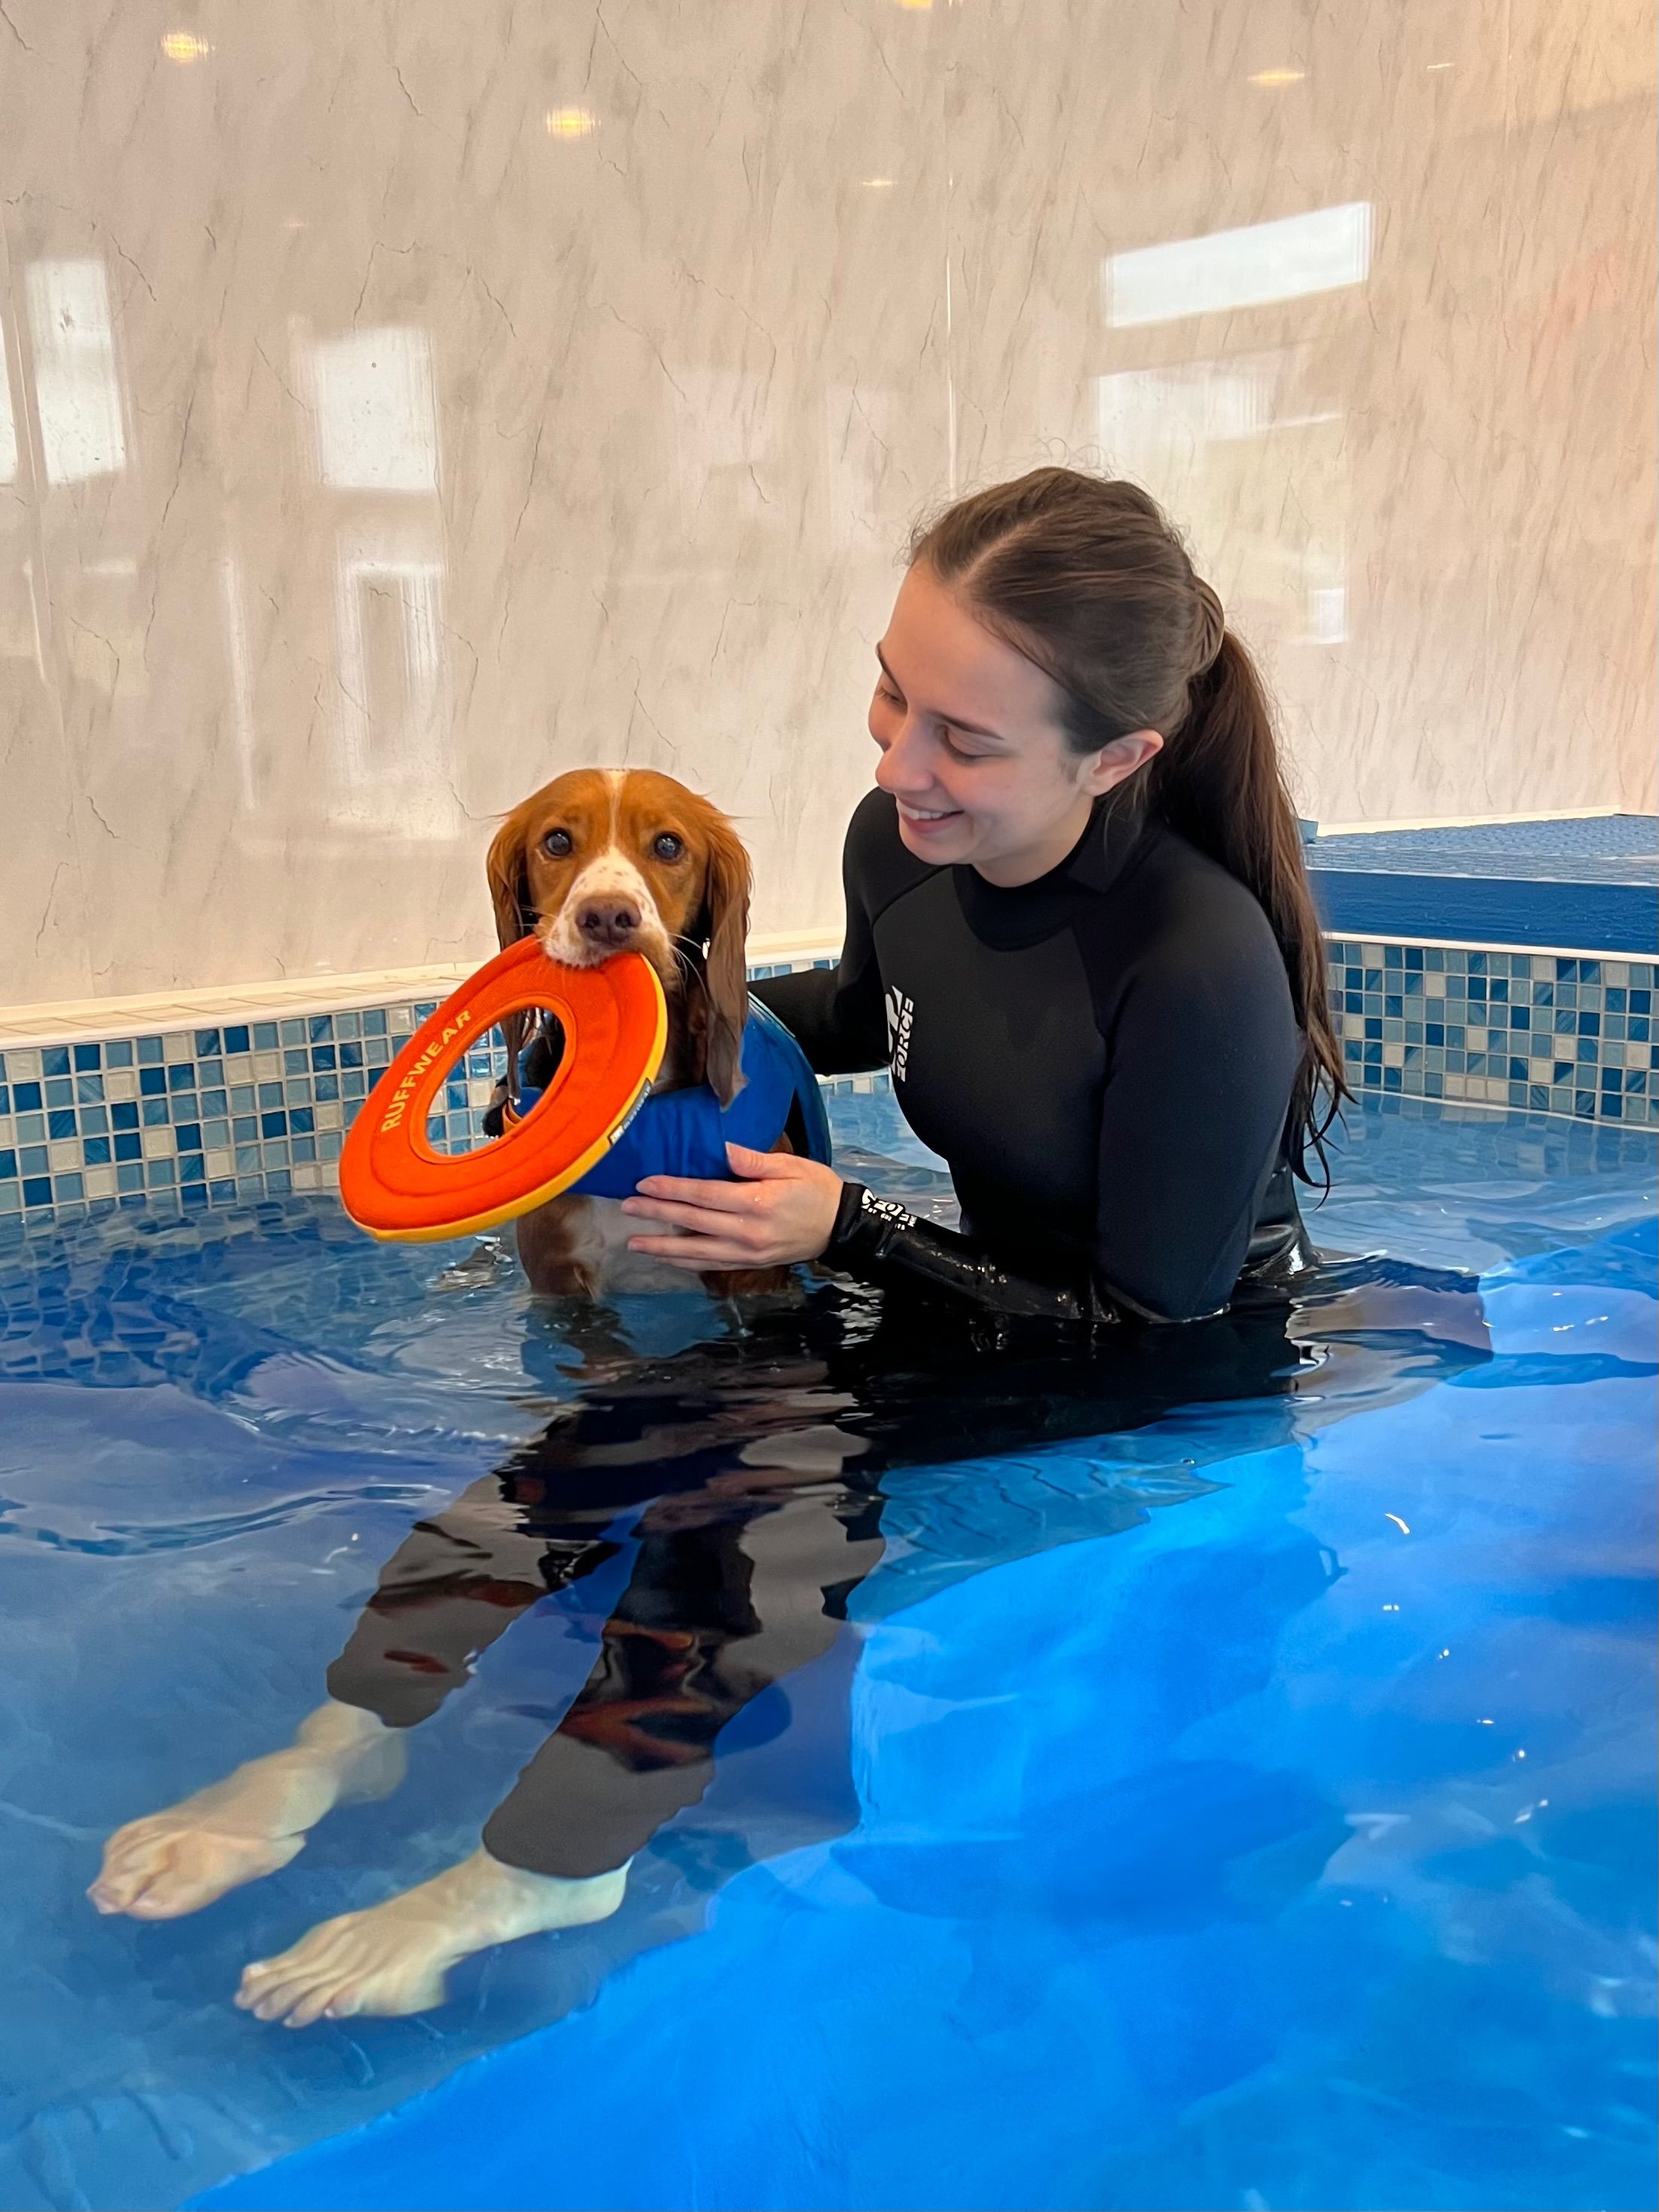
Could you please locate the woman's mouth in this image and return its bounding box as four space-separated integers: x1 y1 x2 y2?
895 801 963 830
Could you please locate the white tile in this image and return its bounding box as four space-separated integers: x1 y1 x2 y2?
142 1127 177 1159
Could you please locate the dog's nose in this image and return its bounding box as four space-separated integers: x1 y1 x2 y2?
576 898 641 949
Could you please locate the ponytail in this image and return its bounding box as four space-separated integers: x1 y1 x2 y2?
908 466 1349 1179
1145 630 1349 1177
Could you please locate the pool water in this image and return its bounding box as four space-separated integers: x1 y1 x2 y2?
0 1096 1653 2212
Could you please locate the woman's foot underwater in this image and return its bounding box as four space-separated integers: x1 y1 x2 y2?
235 1849 630 2025
88 1703 405 1921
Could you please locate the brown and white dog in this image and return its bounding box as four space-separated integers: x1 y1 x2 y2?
483 767 791 1300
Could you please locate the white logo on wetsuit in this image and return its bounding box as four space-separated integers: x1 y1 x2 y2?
884 986 915 1082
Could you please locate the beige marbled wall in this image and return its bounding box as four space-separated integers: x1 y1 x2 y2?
2 0 1653 1008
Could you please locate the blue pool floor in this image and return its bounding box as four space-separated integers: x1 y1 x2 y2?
0 1095 1653 2212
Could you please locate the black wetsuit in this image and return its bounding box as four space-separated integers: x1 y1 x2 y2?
752 789 1310 1324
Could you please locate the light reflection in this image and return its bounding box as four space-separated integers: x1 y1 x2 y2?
305 325 438 493
545 107 600 138
25 259 128 484
1102 202 1371 328
160 31 211 62
0 315 16 483
1249 68 1307 87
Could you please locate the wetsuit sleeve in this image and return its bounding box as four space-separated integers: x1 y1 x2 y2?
749 791 893 1075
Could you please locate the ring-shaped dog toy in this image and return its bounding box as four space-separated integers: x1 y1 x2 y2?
339 937 668 1243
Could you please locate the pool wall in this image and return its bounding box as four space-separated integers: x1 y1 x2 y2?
2 927 1656 1231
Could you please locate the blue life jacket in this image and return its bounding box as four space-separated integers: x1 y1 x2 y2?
507 1000 832 1199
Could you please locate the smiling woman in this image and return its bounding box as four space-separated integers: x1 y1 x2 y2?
629 466 1347 1324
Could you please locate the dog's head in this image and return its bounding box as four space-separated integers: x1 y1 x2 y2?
486 767 752 1106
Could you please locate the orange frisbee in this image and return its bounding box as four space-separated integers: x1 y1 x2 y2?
339 938 668 1243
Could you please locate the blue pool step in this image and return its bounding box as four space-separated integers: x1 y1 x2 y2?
1306 813 1657 953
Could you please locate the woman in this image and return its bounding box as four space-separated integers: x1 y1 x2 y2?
625 467 1346 1323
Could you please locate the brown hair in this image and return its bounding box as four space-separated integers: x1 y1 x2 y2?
908 466 1348 1178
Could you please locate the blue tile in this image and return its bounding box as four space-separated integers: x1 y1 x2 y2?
111 1100 139 1131
339 1042 364 1069
257 1082 284 1109
139 1066 166 1097
0 1086 8 1115
42 1046 71 1078
114 1133 142 1163
362 1010 387 1036
84 1137 112 1166
292 1135 317 1162
233 1115 258 1142
194 1028 221 1055
279 1019 307 1047
142 1099 169 1127
72 1043 101 1071
44 1079 74 1109
146 1158 176 1188
51 1170 84 1200
311 1045 337 1071
115 1161 145 1193
175 1123 203 1152
253 1023 279 1050
309 1014 334 1042
210 1179 237 1203
23 1177 51 1206
137 1035 164 1064
224 1024 251 1054
105 1039 134 1068
314 1074 340 1102
0 1150 14 1181
180 1153 206 1182
201 1088 227 1118
48 1109 76 1140
167 1063 196 1092
75 1074 105 1103
284 1048 310 1076
261 1111 288 1138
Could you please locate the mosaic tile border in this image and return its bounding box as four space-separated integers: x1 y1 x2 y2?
1327 941 1656 1124
1 941 1652 1231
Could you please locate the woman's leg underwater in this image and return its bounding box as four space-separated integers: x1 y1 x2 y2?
237 1467 883 2024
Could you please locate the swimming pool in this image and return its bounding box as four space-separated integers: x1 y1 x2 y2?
1 1094 1653 2212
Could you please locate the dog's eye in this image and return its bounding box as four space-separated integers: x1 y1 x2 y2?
541 829 573 858
653 833 685 862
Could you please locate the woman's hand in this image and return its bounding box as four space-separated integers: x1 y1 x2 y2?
621 1144 844 1274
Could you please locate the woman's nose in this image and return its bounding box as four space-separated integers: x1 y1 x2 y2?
874 724 935 797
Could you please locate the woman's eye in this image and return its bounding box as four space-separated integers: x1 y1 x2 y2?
875 682 903 707
653 832 685 862
542 829 573 858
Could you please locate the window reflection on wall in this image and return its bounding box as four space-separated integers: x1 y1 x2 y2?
305 325 440 493
1102 203 1372 328
293 322 458 838
825 382 900 554
672 366 776 534
1096 349 1348 648
25 259 128 483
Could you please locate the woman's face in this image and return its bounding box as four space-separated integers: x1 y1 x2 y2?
868 561 1160 886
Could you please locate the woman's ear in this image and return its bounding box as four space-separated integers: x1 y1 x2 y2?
698 819 752 1108
1086 728 1163 797
485 807 535 950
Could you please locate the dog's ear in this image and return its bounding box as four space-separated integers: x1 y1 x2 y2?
485 806 536 951
485 804 538 1106
698 815 752 1108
